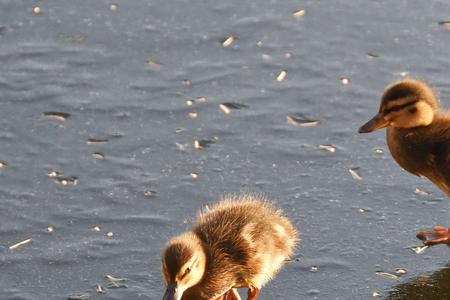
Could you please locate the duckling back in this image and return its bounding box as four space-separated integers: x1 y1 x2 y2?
191 194 298 293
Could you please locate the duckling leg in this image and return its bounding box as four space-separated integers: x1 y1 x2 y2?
247 287 260 300
416 226 450 246
223 288 241 300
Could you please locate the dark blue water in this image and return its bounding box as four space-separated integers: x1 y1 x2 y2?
1 1 449 299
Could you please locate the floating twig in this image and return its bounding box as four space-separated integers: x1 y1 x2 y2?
222 36 235 47
277 70 287 82
287 114 321 127
87 139 108 145
349 168 363 180
293 9 306 17
319 144 336 153
105 275 127 282
43 112 70 121
9 238 32 250
219 102 248 114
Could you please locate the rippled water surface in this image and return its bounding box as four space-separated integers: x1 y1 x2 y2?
1 1 450 299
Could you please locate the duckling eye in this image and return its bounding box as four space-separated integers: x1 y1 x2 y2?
185 267 191 275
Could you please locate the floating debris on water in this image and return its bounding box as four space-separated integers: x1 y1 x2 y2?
374 148 384 155
293 9 306 17
261 53 272 60
111 131 125 139
92 152 105 160
414 187 429 196
319 144 336 153
146 59 161 70
43 112 70 121
197 96 206 103
372 291 383 298
220 104 231 114
190 172 199 179
95 285 105 293
340 77 350 85
188 112 198 118
219 102 248 114
375 271 399 280
395 268 408 275
9 238 32 250
67 294 90 300
57 176 78 186
33 6 41 14
410 245 429 254
287 113 321 127
222 36 235 47
107 282 128 289
87 138 108 145
105 275 127 282
310 266 319 272
47 226 54 233
47 171 60 177
175 128 185 134
144 190 157 197
375 269 408 280
175 142 188 151
110 3 118 11
276 70 287 82
285 52 293 59
438 21 450 30
306 289 320 296
194 139 216 149
186 99 194 106
0 161 6 169
349 168 363 180
106 232 114 237
367 52 380 58
92 226 101 232
256 41 263 47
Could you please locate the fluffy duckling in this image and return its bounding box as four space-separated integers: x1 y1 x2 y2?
161 194 298 300
359 79 450 246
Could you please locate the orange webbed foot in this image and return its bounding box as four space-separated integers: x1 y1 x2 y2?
416 226 450 246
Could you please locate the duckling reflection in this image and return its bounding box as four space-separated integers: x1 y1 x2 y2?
161 194 298 300
386 263 450 300
359 79 450 246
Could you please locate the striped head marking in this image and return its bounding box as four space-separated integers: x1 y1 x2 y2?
359 79 437 133
161 234 206 300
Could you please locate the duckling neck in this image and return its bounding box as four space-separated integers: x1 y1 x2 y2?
387 126 423 169
386 117 448 176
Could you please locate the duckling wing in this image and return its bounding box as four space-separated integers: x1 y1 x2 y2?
425 138 450 195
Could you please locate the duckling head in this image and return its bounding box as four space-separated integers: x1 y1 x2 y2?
162 233 206 300
359 79 439 133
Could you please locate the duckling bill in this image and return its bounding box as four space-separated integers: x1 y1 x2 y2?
359 79 450 246
161 194 298 300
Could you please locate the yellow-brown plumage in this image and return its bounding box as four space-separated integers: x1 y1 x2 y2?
161 194 298 300
359 79 450 245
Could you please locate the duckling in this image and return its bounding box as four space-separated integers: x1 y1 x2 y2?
359 79 450 246
161 194 298 300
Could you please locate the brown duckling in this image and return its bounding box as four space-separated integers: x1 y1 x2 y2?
161 194 298 300
359 79 450 246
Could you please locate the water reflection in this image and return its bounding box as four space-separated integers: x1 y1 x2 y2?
386 263 450 300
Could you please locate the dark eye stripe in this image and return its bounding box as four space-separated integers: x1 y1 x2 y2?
383 100 418 115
